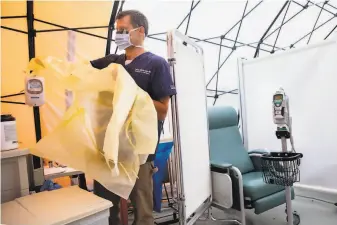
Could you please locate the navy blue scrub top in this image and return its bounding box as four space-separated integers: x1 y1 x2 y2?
90 52 177 161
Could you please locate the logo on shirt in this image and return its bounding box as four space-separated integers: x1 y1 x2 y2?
170 85 176 90
135 68 151 75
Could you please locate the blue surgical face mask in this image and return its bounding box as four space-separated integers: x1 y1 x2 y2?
115 28 143 51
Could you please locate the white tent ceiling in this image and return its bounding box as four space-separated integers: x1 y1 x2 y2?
122 0 337 107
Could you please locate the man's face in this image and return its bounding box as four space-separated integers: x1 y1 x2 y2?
115 15 145 47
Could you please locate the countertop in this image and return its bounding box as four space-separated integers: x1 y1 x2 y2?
1 186 113 225
1 148 29 159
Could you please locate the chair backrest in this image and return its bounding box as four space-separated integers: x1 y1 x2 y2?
208 106 254 174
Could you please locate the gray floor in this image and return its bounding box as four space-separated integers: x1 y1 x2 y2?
196 196 337 225
128 196 337 225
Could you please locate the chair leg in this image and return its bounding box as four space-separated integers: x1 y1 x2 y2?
210 214 242 224
208 179 246 224
209 167 247 225
232 167 247 225
199 208 241 224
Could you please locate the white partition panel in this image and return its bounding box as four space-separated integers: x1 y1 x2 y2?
168 30 212 222
239 38 337 190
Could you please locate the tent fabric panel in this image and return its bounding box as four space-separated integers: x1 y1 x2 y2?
1 1 26 18
1 0 115 149
34 29 111 62
34 1 113 29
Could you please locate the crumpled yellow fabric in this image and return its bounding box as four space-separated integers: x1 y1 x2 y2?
27 56 158 199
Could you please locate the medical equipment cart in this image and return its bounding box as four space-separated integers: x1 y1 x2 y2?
261 88 303 225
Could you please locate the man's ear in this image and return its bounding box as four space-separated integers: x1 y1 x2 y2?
139 26 146 36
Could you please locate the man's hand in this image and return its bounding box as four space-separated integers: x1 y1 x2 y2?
153 96 170 121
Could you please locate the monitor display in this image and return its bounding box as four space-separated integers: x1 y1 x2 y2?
274 94 283 101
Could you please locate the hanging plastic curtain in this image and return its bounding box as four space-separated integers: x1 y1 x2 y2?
27 56 158 199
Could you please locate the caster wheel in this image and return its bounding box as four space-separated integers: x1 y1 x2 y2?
286 212 300 225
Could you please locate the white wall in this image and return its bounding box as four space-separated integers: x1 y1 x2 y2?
240 38 337 190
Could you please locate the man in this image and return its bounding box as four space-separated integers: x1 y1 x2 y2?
90 10 177 225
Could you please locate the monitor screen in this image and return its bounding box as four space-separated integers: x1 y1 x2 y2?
274 94 283 101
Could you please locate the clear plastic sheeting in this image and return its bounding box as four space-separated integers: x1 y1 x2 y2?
27 57 158 199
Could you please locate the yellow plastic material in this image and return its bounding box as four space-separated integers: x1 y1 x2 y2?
28 57 158 199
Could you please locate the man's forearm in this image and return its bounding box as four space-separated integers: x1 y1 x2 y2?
153 100 168 121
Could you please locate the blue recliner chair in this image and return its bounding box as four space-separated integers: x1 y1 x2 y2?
208 106 294 225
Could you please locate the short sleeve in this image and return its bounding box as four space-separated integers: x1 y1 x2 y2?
90 54 120 69
150 58 177 100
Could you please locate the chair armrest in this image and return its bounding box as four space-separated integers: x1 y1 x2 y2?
248 149 270 171
210 160 232 173
248 149 269 155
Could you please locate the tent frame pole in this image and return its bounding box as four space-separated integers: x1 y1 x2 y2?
254 1 290 58
27 0 41 150
105 0 121 56
26 0 46 192
114 0 126 54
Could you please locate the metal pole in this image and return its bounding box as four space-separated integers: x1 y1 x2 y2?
291 15 335 47
114 0 126 54
167 32 186 223
1 15 27 19
263 4 308 42
307 1 326 44
169 69 185 225
105 0 120 56
233 1 248 47
177 0 201 29
27 0 43 172
1 92 25 98
272 0 292 53
324 25 337 40
185 0 194 35
206 50 234 87
36 25 110 33
281 137 293 225
1 101 25 105
213 38 223 104
34 19 112 41
254 1 289 58
196 0 263 43
1 26 28 34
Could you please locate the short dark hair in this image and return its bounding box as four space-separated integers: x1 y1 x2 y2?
116 10 149 36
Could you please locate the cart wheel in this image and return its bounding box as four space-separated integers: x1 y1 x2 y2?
286 212 300 225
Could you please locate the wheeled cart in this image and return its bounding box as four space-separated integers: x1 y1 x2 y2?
260 87 303 225
261 147 302 225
